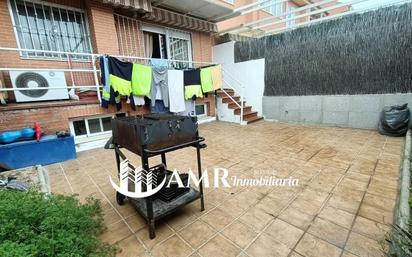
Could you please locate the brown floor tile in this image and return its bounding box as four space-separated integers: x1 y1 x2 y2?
220 198 248 218
358 204 394 225
179 220 216 248
278 206 315 230
264 219 304 248
307 217 350 248
103 208 122 226
165 205 201 231
339 177 368 191
345 232 387 257
246 233 291 257
345 172 371 183
289 251 304 257
201 207 235 231
135 222 174 250
333 185 364 202
341 251 359 257
116 235 148 257
363 193 396 212
101 220 133 244
151 235 193 257
327 195 361 214
290 197 323 216
125 214 146 233
222 220 258 249
367 183 398 200
239 207 274 232
295 233 342 257
348 158 376 175
198 234 241 257
352 216 391 242
318 206 355 229
255 196 285 216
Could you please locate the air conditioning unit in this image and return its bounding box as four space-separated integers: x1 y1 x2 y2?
10 71 69 102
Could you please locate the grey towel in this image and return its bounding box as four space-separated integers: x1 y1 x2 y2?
150 67 169 107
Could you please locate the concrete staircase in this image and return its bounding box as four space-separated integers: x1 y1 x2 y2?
216 89 263 125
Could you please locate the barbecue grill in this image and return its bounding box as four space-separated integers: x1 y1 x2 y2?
111 113 206 239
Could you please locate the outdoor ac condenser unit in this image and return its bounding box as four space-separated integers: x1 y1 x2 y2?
10 71 69 102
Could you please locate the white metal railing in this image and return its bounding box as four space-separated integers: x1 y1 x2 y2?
221 68 246 124
264 0 412 36
0 47 247 124
219 0 342 34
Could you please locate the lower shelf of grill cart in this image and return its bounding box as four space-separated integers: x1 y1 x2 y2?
130 188 201 221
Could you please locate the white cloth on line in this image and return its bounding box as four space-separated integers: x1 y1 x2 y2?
167 70 186 113
155 85 162 100
133 96 145 106
178 100 195 116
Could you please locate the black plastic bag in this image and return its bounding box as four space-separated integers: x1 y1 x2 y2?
378 104 410 137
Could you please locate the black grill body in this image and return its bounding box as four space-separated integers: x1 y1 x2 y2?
111 114 198 156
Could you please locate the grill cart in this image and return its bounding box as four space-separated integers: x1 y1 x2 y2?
111 114 206 239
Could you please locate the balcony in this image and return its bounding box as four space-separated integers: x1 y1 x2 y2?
151 0 238 22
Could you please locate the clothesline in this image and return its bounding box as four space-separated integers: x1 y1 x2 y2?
99 55 223 115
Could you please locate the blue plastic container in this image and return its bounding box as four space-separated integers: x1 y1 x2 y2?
0 135 76 170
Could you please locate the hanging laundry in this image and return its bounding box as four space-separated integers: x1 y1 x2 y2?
102 87 122 111
184 68 202 100
150 59 169 68
100 56 110 92
131 63 152 96
167 70 185 113
108 57 133 96
104 57 136 110
151 66 169 107
184 85 203 100
178 100 196 116
211 64 223 90
184 69 201 86
151 100 169 113
133 96 145 106
200 66 214 93
100 56 121 111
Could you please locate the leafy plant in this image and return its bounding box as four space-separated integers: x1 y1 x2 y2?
0 190 116 257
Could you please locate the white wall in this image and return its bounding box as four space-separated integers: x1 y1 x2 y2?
212 42 265 116
263 93 412 129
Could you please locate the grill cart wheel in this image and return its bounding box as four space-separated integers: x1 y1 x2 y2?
116 192 126 205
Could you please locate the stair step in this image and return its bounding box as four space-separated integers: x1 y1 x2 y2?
222 96 240 103
217 90 235 97
242 111 258 119
245 116 264 124
234 106 252 115
228 101 246 109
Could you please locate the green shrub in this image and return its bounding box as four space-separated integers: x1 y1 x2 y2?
0 190 116 257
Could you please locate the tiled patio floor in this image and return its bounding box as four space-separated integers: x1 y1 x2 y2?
45 121 403 257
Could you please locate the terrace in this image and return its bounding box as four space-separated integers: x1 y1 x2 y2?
1 1 411 256
45 121 401 257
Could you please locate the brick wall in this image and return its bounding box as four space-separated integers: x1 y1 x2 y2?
0 0 97 97
0 102 149 134
114 14 145 57
86 0 119 55
0 0 216 135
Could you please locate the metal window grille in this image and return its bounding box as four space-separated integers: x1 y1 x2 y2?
115 14 193 68
259 0 283 16
8 0 92 60
114 13 144 60
169 37 190 69
286 6 296 27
